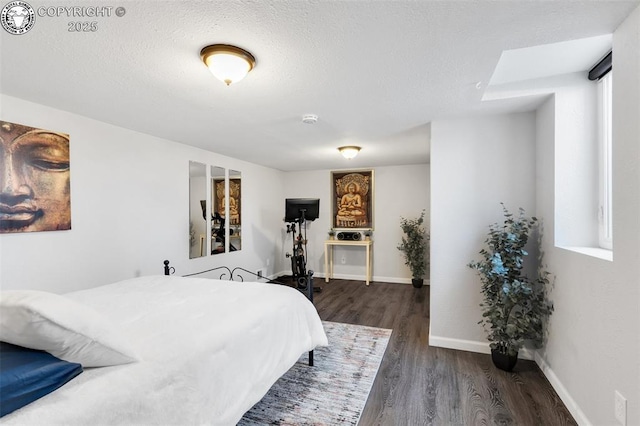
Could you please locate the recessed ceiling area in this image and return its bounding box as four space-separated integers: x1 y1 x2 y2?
1 1 638 171
489 34 613 86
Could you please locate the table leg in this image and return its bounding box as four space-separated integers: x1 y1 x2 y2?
329 245 334 280
365 244 370 286
324 244 329 283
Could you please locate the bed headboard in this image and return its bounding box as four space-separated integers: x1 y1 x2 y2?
163 260 175 276
162 260 314 302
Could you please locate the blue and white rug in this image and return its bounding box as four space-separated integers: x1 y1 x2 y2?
238 321 392 426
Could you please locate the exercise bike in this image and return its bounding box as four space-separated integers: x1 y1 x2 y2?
285 219 321 295
210 210 237 254
286 221 308 289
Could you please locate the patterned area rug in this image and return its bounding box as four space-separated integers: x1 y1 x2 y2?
238 321 392 426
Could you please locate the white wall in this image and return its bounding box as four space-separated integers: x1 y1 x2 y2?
553 76 599 248
0 95 285 292
281 164 430 283
429 112 536 350
535 7 639 426
536 92 617 426
487 71 601 250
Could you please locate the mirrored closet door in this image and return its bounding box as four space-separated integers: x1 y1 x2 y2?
228 169 242 251
188 161 207 259
189 162 242 258
211 166 226 254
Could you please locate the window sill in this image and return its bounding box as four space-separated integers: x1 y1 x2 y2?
559 246 613 262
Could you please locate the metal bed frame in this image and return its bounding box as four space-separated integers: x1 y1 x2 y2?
162 260 316 366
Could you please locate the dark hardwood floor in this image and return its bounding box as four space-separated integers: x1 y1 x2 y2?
308 278 576 426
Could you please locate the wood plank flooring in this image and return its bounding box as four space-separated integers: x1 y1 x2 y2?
309 278 576 426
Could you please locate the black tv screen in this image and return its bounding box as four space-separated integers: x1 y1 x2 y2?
285 198 320 222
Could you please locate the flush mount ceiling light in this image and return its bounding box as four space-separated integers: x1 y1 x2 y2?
338 146 361 159
200 44 256 86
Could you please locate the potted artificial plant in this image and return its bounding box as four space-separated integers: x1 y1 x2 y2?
468 204 553 371
397 210 429 288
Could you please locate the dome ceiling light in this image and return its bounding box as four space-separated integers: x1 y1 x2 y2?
200 44 256 86
338 146 361 159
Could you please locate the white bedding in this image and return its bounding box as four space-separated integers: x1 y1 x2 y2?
1 275 328 426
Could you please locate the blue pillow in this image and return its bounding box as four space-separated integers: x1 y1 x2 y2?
0 342 83 417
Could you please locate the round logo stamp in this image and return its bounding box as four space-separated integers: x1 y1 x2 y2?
1 1 35 35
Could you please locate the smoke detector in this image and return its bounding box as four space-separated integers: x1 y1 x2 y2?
302 114 318 124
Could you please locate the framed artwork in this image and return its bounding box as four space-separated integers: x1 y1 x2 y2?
0 120 71 233
331 169 374 229
213 178 241 225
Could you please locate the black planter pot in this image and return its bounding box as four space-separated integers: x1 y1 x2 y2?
411 278 424 288
491 348 518 372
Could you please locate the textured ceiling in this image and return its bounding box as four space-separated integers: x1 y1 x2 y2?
1 0 638 171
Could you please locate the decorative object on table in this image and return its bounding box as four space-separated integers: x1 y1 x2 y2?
0 120 71 234
328 229 336 240
331 170 374 229
238 321 391 426
363 230 372 241
336 231 362 241
397 210 429 288
468 204 553 372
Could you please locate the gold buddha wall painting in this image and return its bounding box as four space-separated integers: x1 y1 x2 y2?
0 120 71 234
213 178 241 225
331 170 374 229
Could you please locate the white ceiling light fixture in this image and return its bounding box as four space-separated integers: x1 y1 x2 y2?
200 44 256 86
338 146 361 159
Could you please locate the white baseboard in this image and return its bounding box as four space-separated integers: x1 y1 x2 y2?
534 353 592 426
428 334 492 355
310 272 430 285
428 333 535 360
374 276 430 285
275 269 431 286
269 270 288 281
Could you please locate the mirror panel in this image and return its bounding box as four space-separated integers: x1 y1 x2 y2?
211 166 226 255
189 161 207 259
229 169 242 251
189 162 242 258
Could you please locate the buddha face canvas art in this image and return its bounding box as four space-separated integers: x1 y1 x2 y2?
0 120 71 233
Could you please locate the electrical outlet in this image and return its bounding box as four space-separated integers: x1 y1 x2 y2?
341 256 346 264
615 390 627 425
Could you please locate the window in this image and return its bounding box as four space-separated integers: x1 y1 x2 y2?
597 71 612 250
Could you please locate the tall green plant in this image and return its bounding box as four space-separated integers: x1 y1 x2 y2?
468 204 553 356
397 211 429 279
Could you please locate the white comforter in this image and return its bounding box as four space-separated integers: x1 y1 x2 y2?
1 275 328 426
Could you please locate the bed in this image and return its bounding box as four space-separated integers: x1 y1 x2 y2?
0 266 328 425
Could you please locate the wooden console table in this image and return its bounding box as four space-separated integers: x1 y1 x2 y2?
324 239 373 286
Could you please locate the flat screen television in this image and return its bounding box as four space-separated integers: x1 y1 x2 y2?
285 198 320 222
